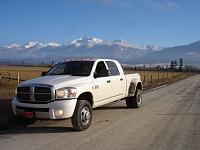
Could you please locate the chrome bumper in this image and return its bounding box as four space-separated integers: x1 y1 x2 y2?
12 97 77 119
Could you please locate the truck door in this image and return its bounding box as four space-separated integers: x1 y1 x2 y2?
106 61 126 100
93 61 112 105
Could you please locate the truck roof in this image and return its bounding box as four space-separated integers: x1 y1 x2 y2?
64 58 117 62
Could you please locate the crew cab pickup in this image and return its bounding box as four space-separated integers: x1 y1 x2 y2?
12 59 142 130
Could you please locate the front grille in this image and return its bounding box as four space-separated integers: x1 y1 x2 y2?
35 87 51 93
17 87 31 101
34 87 51 101
17 86 52 103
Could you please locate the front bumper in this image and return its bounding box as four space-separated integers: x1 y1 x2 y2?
12 97 77 119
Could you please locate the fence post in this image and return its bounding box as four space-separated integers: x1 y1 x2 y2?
150 74 153 85
143 75 146 83
158 73 159 81
17 72 20 86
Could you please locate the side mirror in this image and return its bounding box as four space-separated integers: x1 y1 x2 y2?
41 71 47 77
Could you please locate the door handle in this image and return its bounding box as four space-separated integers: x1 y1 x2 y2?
107 80 111 83
120 78 123 81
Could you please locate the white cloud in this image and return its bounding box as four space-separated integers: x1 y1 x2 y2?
144 0 179 10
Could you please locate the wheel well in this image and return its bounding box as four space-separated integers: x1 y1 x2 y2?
136 82 142 90
129 83 136 94
77 92 93 106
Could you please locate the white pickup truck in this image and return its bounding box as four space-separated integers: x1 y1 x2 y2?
12 59 142 130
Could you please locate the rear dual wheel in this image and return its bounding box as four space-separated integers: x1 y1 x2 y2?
126 89 142 108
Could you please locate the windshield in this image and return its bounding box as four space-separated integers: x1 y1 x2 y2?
46 61 94 76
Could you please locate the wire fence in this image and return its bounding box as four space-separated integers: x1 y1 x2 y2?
0 70 195 99
124 70 193 90
0 72 25 99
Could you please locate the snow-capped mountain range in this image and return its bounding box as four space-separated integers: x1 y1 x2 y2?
0 37 200 65
1 37 163 51
0 37 164 63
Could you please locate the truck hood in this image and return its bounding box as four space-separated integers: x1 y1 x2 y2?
20 75 89 89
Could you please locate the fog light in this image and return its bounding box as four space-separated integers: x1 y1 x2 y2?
55 109 64 117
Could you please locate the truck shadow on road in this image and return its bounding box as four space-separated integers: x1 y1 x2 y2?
94 100 129 110
2 126 76 135
94 106 128 110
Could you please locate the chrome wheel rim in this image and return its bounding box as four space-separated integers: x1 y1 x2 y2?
81 106 91 125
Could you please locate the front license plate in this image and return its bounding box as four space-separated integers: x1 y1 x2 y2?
22 111 35 118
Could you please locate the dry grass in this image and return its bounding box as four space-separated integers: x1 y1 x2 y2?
0 65 49 99
125 70 193 89
0 65 194 131
0 65 49 80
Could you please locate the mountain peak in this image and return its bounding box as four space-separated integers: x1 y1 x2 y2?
46 42 61 47
113 39 127 44
112 39 143 49
23 41 44 49
3 43 21 49
189 40 200 46
70 37 104 48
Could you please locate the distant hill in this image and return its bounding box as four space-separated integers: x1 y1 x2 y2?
135 41 200 65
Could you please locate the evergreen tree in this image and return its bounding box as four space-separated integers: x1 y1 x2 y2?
179 58 183 71
170 60 174 70
174 60 177 69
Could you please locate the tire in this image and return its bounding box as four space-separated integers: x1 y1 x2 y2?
126 89 142 108
71 100 92 131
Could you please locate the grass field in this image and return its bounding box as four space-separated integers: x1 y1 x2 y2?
0 65 49 99
0 65 194 131
126 70 193 89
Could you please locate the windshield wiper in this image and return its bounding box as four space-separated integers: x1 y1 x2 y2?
48 73 63 75
70 74 88 76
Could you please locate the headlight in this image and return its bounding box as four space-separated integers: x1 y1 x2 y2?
56 88 77 99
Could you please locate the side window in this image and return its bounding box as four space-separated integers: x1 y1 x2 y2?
94 61 109 78
106 61 120 76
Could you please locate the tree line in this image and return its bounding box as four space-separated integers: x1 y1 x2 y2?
123 58 200 73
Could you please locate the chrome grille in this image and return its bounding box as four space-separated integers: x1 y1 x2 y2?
17 86 52 103
34 87 51 101
17 87 31 101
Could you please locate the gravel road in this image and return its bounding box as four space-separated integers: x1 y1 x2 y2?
0 75 200 150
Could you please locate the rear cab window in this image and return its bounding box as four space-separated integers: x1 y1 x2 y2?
106 61 120 76
94 61 109 78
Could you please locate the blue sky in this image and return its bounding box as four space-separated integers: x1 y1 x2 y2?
0 0 200 46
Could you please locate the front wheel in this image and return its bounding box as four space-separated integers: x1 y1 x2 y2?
126 89 142 108
71 100 92 131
